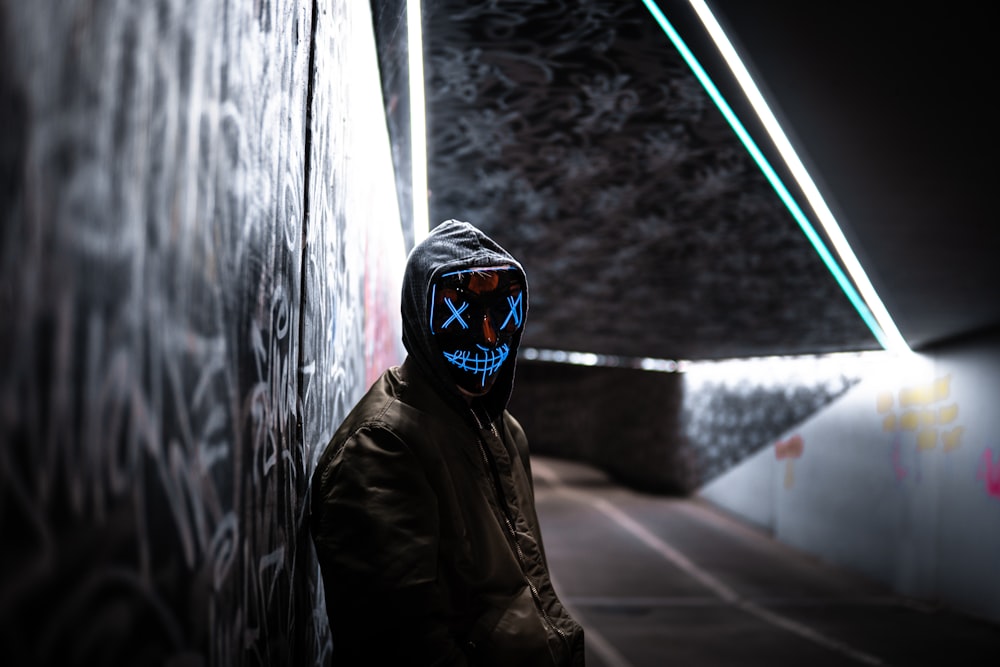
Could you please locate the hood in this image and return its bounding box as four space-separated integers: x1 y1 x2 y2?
401 220 528 421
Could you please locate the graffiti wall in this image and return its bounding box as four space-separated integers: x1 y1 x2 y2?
0 0 405 664
681 354 865 485
700 330 1000 625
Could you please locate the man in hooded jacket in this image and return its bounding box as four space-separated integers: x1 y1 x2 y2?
311 220 585 665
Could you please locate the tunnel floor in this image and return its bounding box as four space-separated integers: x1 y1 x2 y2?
531 456 1000 667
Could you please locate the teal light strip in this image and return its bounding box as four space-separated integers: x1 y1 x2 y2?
639 0 894 351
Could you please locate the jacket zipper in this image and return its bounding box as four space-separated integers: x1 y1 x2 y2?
472 413 570 647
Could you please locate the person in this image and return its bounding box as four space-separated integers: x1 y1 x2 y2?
310 220 585 665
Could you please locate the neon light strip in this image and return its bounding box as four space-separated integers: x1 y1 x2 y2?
429 282 436 332
501 292 523 329
408 0 429 244
639 0 909 353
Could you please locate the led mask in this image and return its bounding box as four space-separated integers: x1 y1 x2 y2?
429 266 525 396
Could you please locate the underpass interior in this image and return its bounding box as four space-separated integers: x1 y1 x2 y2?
2 0 998 665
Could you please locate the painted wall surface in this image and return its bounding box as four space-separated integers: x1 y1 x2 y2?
682 354 863 486
699 331 1000 625
0 1 404 664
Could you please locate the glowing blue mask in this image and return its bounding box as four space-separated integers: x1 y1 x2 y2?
429 266 524 396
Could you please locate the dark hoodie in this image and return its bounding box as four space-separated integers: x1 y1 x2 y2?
311 221 585 666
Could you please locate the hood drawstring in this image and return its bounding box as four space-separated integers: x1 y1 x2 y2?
470 403 499 440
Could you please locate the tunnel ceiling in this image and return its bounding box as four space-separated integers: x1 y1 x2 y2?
412 0 998 361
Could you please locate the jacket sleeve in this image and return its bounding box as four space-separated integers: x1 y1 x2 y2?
311 425 469 666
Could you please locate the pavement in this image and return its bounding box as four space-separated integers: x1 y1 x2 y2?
531 456 1000 667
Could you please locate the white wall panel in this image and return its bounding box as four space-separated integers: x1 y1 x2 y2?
701 334 1000 624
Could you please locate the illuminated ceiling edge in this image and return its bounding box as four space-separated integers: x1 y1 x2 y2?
520 346 888 375
641 0 910 353
408 0 429 245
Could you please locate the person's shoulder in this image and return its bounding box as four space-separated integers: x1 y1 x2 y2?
323 363 451 455
502 410 527 442
345 368 401 422
314 369 401 460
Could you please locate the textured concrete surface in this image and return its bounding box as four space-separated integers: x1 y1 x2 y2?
510 362 692 493
415 0 999 358
532 456 1000 666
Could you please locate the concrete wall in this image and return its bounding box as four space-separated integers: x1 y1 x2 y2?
510 362 694 493
0 1 405 664
700 330 1000 625
512 355 861 494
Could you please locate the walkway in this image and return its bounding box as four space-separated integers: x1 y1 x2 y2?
532 456 1000 667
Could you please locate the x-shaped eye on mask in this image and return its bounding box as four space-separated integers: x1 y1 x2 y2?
442 298 470 329
499 292 523 330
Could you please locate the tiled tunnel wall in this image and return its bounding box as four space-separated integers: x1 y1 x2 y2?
0 1 405 664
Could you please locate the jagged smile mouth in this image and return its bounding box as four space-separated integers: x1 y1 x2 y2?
442 344 510 385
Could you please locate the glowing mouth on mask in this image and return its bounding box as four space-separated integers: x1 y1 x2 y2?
442 344 510 386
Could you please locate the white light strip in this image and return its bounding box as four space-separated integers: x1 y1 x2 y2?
520 347 689 372
686 0 908 353
681 350 885 388
520 347 890 379
408 0 429 244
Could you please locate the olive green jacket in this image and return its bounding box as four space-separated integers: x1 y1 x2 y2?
311 357 585 666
